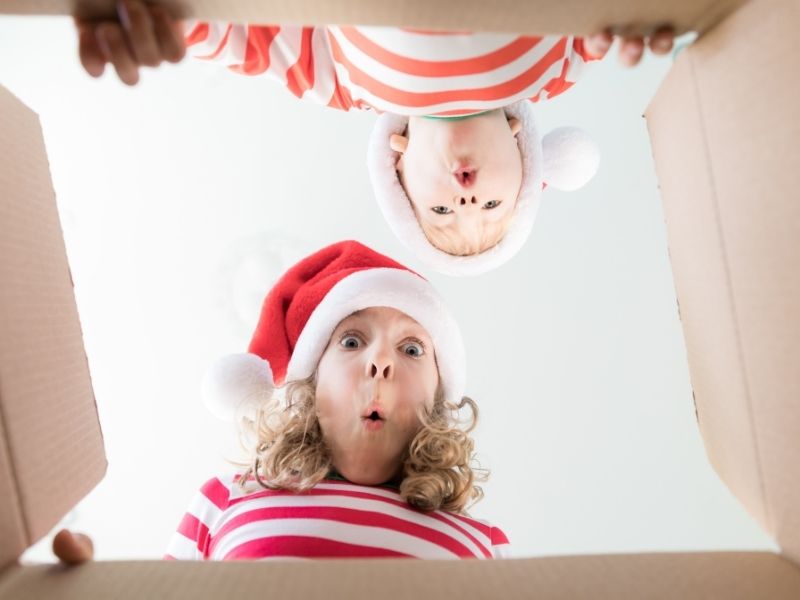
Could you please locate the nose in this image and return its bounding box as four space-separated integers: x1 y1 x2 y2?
366 346 393 380
457 196 478 207
368 361 392 380
453 168 476 188
369 362 392 379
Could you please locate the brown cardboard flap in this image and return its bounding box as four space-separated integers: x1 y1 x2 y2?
646 0 800 566
0 0 745 36
0 392 27 571
1 552 800 600
0 86 107 567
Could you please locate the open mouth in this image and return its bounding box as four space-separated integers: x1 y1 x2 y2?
361 410 386 431
361 406 386 427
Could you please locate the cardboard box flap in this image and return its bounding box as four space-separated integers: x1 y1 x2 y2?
0 85 107 568
2 552 800 600
0 0 745 36
0 387 27 572
646 0 800 566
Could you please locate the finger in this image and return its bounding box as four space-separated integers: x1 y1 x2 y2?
53 530 94 564
76 23 106 78
648 25 675 55
97 22 140 86
151 7 187 63
619 36 645 67
118 0 161 67
584 30 613 59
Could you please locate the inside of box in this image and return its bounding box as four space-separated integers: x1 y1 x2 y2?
0 3 800 593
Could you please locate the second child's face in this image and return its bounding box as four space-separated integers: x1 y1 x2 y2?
315 307 439 486
394 109 523 256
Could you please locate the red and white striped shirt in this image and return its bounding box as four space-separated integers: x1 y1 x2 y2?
165 474 510 560
184 23 600 116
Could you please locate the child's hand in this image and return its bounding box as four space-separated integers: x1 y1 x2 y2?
52 529 94 564
74 0 186 86
584 26 675 67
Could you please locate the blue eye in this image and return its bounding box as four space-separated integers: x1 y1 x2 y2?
431 206 452 215
401 341 425 357
483 200 501 209
340 335 361 349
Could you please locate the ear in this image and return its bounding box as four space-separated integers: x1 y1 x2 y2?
390 133 408 153
508 117 522 136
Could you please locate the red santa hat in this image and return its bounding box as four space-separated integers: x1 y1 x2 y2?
202 240 466 421
367 100 600 276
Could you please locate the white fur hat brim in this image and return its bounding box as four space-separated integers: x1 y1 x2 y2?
367 101 599 277
202 268 466 422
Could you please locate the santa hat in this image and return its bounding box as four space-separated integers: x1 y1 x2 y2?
367 100 600 277
202 240 465 421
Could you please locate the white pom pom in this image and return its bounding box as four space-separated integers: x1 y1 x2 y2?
201 353 274 422
542 127 600 191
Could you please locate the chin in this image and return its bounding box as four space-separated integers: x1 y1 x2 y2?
338 465 398 486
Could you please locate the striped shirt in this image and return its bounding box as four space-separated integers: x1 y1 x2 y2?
165 474 510 560
184 23 600 116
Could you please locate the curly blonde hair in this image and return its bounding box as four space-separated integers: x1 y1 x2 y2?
232 376 487 514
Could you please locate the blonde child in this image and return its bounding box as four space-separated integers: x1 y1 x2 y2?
55 240 508 561
73 3 675 275
171 240 506 559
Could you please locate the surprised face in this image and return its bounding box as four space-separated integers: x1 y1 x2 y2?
393 110 523 255
314 307 439 485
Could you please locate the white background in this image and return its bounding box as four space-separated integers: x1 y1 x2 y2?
0 16 775 561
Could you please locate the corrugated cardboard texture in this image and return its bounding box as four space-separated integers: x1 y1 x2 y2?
2 552 800 599
646 0 800 566
0 0 745 36
0 388 28 571
0 86 107 566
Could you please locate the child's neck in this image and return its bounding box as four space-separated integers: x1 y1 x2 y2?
421 109 493 121
326 468 402 490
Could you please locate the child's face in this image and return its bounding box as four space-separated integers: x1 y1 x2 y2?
392 109 523 256
315 307 439 486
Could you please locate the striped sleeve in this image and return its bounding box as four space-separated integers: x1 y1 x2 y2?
163 476 231 560
490 525 511 558
182 21 353 110
534 36 602 102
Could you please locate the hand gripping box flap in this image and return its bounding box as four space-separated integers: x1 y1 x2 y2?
645 0 800 566
1 0 745 36
0 86 107 571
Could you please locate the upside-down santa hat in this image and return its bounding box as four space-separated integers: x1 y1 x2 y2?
202 240 465 421
367 100 600 277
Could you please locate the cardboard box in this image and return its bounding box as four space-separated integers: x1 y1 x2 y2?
0 0 747 36
1 0 799 597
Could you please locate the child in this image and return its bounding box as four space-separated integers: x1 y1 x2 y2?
53 241 508 564
74 3 675 275
162 240 508 559
54 240 506 562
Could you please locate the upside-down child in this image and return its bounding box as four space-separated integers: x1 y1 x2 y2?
74 3 675 275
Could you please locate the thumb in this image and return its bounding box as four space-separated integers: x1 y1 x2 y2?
53 529 94 564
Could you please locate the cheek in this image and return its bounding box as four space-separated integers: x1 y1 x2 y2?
486 159 523 202
497 141 523 179
402 149 444 203
314 383 351 449
397 360 439 418
315 353 355 418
